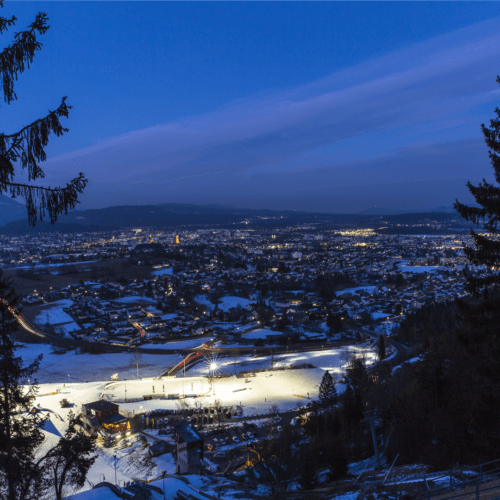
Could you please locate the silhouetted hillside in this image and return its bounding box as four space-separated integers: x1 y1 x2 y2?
0 201 471 233
0 195 28 224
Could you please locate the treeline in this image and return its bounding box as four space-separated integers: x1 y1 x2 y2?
368 287 500 467
396 299 460 346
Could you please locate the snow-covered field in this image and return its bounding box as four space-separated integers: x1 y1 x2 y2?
9 260 100 270
140 338 214 350
33 299 75 325
207 341 371 369
194 295 255 311
240 328 274 340
337 285 378 295
151 267 173 276
398 265 440 274
18 343 183 383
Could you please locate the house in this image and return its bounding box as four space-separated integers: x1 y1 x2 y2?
82 400 119 422
149 440 168 457
81 400 129 433
173 421 204 474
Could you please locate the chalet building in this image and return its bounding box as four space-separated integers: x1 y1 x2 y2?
173 421 204 474
82 400 129 433
83 400 119 421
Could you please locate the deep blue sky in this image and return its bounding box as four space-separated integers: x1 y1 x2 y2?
4 2 500 213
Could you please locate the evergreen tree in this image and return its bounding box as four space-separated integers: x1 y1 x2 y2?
0 2 87 225
454 74 500 290
0 270 45 500
42 412 97 500
318 370 338 407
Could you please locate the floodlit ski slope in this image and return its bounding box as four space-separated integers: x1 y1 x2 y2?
25 341 376 497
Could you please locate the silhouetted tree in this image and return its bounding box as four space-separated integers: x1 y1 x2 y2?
318 370 338 407
0 2 87 225
0 270 45 500
41 412 97 500
454 73 500 290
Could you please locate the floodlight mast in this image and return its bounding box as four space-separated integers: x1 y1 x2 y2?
208 361 218 401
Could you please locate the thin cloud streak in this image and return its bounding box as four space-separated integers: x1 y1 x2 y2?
45 16 500 211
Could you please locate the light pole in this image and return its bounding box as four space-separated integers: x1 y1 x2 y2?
113 454 117 485
209 362 218 401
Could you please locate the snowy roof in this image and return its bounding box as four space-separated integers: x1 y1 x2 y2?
64 485 121 500
102 413 127 424
85 400 119 412
173 421 202 444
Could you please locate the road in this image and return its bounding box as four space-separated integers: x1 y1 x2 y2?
5 297 410 379
349 325 412 371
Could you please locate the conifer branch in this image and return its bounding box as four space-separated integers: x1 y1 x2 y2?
0 97 72 184
6 173 88 225
0 10 49 105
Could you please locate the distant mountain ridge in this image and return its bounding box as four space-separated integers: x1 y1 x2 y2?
358 205 457 215
357 207 407 215
0 197 462 233
0 195 28 225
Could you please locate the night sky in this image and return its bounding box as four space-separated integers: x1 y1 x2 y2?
4 2 500 213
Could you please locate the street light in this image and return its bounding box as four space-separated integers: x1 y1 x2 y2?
113 454 117 485
209 362 218 401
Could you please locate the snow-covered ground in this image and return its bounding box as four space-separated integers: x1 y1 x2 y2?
18 343 183 383
371 311 392 320
151 267 173 276
337 285 378 295
20 339 376 499
33 299 75 325
140 338 214 350
194 295 255 311
398 265 440 274
111 296 158 305
8 260 100 270
240 328 274 340
373 320 399 336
